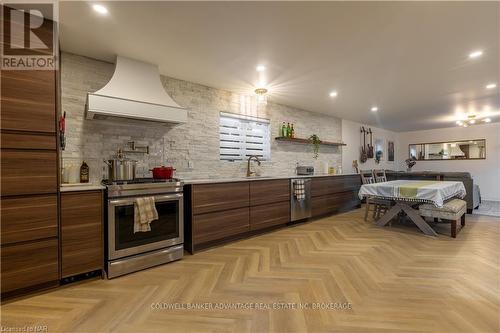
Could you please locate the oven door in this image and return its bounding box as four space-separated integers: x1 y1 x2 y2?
108 193 183 260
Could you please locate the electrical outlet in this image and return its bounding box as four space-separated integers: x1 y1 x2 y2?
187 160 194 169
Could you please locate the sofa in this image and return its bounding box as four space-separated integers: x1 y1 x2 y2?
386 171 480 213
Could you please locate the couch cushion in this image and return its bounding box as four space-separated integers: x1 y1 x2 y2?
419 199 466 219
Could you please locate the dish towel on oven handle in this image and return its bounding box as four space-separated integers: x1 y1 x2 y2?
134 197 159 233
294 179 306 201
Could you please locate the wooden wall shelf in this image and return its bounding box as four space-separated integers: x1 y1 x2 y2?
275 137 346 147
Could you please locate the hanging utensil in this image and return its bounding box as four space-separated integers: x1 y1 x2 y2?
59 111 66 150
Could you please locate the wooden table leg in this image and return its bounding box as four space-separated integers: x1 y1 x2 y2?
375 201 438 237
400 203 438 237
376 204 402 227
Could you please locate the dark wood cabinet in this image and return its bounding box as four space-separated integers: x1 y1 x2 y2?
312 191 359 217
1 150 57 196
187 179 290 251
185 175 360 253
311 175 361 218
250 201 290 231
0 13 59 299
192 182 249 214
250 179 289 206
193 207 250 245
61 191 103 278
1 238 59 294
250 179 290 231
311 175 361 197
1 132 56 150
1 70 56 133
1 195 58 245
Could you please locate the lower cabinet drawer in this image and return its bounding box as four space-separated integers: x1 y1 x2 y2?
1 238 59 294
1 195 58 245
193 207 249 245
311 175 361 197
192 182 249 214
312 191 360 217
250 201 290 231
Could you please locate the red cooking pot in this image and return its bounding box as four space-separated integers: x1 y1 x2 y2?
151 166 175 179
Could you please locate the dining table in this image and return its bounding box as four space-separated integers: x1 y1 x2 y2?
358 180 466 236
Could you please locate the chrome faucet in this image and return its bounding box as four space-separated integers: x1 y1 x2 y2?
246 155 261 177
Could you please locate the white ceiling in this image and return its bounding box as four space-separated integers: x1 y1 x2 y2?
59 1 500 131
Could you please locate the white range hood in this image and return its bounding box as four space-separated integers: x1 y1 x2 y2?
86 56 187 123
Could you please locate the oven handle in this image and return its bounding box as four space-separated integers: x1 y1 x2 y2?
109 193 183 206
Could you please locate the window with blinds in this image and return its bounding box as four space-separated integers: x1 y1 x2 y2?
219 112 271 161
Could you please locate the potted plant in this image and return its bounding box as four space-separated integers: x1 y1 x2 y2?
309 134 321 159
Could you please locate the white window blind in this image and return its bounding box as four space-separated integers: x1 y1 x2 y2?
219 112 271 161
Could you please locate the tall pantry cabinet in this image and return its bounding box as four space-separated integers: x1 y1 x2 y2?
1 8 60 297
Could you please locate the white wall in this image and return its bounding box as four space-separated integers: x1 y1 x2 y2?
61 53 342 183
342 119 400 173
397 123 500 201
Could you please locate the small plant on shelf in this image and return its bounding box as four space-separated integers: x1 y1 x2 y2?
309 134 321 159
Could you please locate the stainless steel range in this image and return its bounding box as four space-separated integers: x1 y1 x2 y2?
103 178 184 278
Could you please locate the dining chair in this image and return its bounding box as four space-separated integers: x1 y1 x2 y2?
360 170 377 220
360 170 375 184
373 169 387 183
360 169 389 221
372 169 391 219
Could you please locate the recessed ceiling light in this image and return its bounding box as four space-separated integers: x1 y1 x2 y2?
371 106 379 112
329 91 338 98
256 65 266 72
92 4 108 15
486 83 497 89
484 118 491 123
468 50 483 59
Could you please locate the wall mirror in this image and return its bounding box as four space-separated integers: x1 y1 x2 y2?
409 139 486 160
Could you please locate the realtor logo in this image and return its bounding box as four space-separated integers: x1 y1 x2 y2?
1 1 58 70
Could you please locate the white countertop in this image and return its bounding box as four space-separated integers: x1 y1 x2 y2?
60 183 106 192
181 173 359 185
60 174 360 189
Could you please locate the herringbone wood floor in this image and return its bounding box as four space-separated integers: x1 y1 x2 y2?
1 208 499 333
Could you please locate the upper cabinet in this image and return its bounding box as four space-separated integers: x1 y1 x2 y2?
1 70 56 133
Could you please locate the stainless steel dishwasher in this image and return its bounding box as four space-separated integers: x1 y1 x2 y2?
290 178 312 221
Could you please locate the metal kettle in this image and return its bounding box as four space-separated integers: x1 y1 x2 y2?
104 149 137 181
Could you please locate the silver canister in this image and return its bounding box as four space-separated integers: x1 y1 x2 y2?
104 157 137 181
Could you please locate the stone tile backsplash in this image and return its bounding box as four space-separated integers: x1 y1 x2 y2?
61 52 343 183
